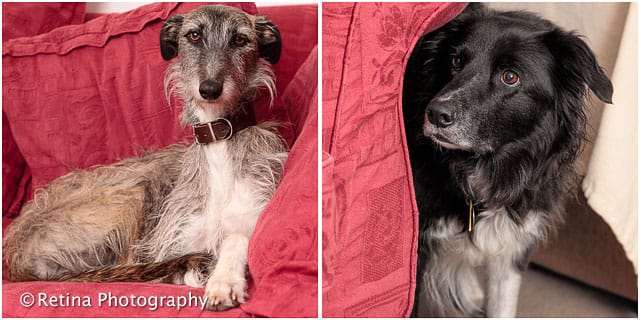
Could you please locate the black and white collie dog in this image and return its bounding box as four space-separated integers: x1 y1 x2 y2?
403 4 613 317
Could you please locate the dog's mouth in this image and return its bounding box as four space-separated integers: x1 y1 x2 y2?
194 97 223 110
193 97 234 123
431 133 453 145
196 97 223 106
423 126 472 151
430 133 464 150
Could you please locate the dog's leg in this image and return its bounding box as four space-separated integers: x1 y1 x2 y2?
204 233 249 311
420 251 484 317
485 258 522 317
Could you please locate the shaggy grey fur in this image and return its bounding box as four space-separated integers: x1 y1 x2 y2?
3 5 287 311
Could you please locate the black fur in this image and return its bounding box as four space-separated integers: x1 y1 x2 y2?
403 3 612 316
254 15 282 64
160 15 184 60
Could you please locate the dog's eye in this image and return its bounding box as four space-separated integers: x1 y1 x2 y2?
233 34 249 47
501 70 520 86
451 55 463 70
188 31 201 42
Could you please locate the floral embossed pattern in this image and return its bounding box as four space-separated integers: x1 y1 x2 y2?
322 2 466 317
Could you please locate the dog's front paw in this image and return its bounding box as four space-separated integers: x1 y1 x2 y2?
204 274 246 311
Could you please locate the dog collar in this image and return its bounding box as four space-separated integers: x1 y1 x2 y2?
192 109 256 144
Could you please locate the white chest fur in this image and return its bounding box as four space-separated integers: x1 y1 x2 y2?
421 208 545 316
429 207 544 265
186 141 262 256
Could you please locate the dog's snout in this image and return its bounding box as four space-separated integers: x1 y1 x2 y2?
199 80 223 100
427 105 455 128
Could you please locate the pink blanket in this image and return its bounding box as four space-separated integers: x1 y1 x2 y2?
322 2 466 317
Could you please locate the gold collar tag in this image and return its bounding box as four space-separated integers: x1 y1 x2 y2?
468 199 476 232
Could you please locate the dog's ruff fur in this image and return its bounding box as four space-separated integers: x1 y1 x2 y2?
3 5 287 311
403 4 613 317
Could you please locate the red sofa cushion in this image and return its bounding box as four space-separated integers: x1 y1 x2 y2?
2 2 86 42
321 2 466 317
2 2 317 317
246 45 318 317
2 2 87 230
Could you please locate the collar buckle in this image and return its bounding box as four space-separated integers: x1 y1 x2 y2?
192 118 233 145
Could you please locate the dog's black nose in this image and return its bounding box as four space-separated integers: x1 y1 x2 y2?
199 80 223 100
427 106 455 128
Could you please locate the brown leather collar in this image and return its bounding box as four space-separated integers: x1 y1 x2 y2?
192 109 256 144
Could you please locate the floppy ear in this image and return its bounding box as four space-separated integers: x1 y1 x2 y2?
160 14 184 60
542 30 613 104
254 15 282 64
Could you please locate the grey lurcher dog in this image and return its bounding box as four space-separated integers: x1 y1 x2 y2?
3 5 288 311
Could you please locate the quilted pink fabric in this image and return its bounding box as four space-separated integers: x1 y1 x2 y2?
322 3 466 317
2 2 317 317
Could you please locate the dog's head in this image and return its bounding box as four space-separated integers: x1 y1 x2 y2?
160 5 281 123
411 4 613 155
